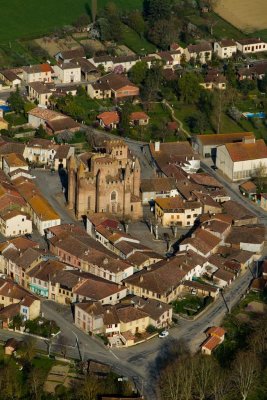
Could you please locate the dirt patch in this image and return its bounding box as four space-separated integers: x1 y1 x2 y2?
116 45 136 56
245 301 267 313
215 0 267 32
235 312 250 323
35 36 82 57
80 39 106 52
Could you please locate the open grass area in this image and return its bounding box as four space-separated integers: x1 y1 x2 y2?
121 24 156 55
5 112 28 126
0 0 143 43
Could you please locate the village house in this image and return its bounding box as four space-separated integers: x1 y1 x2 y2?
97 111 120 130
201 326 226 355
13 177 61 235
53 63 81 83
87 73 139 100
28 82 55 106
124 251 206 303
2 153 29 175
200 71 226 90
70 58 99 81
55 48 86 63
0 277 40 326
239 180 257 200
27 107 80 135
0 210 32 237
236 38 267 54
130 112 149 126
154 196 202 227
23 138 74 169
224 225 265 254
214 39 237 59
216 138 267 181
72 273 127 305
147 141 200 176
193 132 255 158
22 63 53 84
47 228 134 283
185 41 212 64
0 70 21 87
222 200 258 226
74 301 105 334
179 227 222 258
130 296 172 329
140 177 179 205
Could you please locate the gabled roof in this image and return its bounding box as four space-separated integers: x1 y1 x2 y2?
225 139 267 162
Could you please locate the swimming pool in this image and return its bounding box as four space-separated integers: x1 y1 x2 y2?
243 111 266 119
0 105 11 112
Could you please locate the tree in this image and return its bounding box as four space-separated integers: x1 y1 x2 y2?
8 87 25 113
252 162 267 192
35 124 47 138
0 363 21 400
186 112 209 133
146 0 173 22
192 355 213 400
177 72 202 104
258 73 267 93
20 337 37 364
148 18 179 50
127 11 145 37
12 314 23 330
128 61 148 85
78 374 101 400
232 351 260 400
28 368 44 400
142 64 163 102
73 14 90 29
119 102 131 133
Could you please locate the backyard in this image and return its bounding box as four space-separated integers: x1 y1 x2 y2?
172 294 213 317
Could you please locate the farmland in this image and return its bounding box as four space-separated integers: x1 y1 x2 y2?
0 0 143 43
215 0 267 33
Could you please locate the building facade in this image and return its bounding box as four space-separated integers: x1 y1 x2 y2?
68 140 142 220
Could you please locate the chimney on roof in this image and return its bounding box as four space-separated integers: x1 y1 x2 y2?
155 142 160 152
139 276 144 282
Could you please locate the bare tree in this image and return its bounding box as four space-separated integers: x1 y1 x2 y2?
28 367 44 400
232 351 260 400
211 368 230 400
252 162 267 192
192 354 213 400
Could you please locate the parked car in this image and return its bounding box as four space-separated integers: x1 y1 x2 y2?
159 330 169 338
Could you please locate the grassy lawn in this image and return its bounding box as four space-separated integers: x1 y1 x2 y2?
172 295 213 316
121 24 156 55
187 12 244 41
0 0 143 43
4 112 28 126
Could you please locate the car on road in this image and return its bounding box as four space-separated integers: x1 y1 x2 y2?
159 330 169 338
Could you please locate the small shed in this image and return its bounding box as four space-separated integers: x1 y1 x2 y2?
239 180 257 199
4 338 20 355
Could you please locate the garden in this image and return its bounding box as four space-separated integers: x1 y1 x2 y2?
172 294 213 317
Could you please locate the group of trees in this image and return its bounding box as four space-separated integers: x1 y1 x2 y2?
158 314 267 400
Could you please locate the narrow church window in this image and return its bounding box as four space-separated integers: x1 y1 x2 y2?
111 191 116 201
131 205 134 212
87 196 91 209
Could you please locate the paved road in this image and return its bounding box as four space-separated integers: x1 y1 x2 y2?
38 266 254 398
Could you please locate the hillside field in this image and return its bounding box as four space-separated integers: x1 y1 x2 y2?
215 0 267 33
0 0 143 42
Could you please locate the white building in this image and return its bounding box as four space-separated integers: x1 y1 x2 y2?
22 64 53 84
236 38 267 54
214 40 237 59
0 210 32 237
53 63 81 83
216 138 267 181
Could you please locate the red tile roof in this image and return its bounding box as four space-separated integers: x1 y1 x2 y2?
225 139 267 162
97 111 119 126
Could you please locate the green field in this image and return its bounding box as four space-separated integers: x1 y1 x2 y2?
0 0 143 42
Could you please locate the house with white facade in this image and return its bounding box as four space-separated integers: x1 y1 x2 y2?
185 41 212 64
53 63 81 83
236 38 267 54
216 138 267 181
214 39 237 59
0 210 32 237
22 64 53 84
